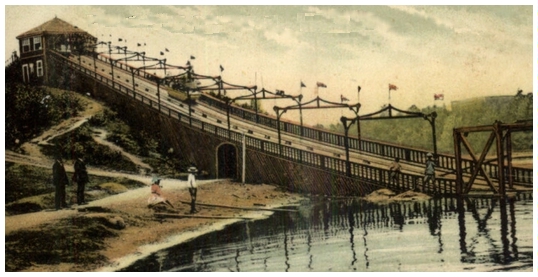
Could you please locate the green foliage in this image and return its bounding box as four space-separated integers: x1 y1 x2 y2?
5 85 84 149
91 106 158 157
329 95 532 154
5 85 53 148
40 123 138 172
106 133 142 155
5 162 54 204
89 107 159 157
5 217 112 271
52 90 83 119
87 108 117 127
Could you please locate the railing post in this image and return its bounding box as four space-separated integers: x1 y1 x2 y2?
430 112 438 156
157 79 161 113
494 121 505 196
506 130 513 189
341 116 357 178
131 68 136 93
453 129 463 195
226 98 231 139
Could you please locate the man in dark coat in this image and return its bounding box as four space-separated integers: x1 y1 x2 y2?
53 157 69 210
73 157 89 205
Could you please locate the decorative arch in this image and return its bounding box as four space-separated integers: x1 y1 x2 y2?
216 142 238 179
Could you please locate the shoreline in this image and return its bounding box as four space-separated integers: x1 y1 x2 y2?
95 181 305 272
97 204 290 272
9 179 305 272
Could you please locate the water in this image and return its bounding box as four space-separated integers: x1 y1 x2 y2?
121 194 533 272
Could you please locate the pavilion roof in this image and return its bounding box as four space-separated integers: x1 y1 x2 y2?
16 16 95 39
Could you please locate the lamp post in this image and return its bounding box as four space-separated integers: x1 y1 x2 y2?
225 97 232 134
130 67 136 93
156 78 161 113
273 106 288 156
341 116 358 177
242 131 246 185
217 76 223 97
92 42 100 78
347 103 361 150
424 111 438 156
251 87 259 123
292 94 304 136
187 68 193 126
187 88 192 125
78 45 82 67
108 42 115 84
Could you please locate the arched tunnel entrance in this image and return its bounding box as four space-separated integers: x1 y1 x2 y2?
217 143 237 179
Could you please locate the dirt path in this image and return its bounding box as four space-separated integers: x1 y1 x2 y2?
20 93 102 158
15 92 154 173
6 177 301 272
3 176 215 235
5 90 305 272
92 128 153 173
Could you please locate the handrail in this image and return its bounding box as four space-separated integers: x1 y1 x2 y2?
48 50 459 195
49 50 532 190
198 93 532 184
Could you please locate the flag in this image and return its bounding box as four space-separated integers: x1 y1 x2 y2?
389 83 398 91
220 65 224 72
118 38 123 42
137 43 141 47
160 51 164 55
341 94 349 102
300 81 306 88
165 48 169 52
316 82 327 88
190 55 196 59
434 93 444 100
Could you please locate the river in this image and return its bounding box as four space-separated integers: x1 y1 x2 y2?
121 193 533 272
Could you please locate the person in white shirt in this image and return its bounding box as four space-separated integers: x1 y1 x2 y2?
187 164 198 214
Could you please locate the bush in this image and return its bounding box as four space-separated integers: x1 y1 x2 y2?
5 163 55 204
5 85 85 149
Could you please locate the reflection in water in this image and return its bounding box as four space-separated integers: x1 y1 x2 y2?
347 200 357 268
121 194 533 272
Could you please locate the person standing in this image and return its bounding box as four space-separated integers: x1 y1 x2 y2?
73 157 89 205
53 156 69 210
389 157 402 187
422 153 436 191
187 164 198 214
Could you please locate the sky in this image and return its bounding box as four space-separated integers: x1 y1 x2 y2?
3 3 536 125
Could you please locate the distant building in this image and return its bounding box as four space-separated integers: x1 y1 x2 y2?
15 16 96 85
